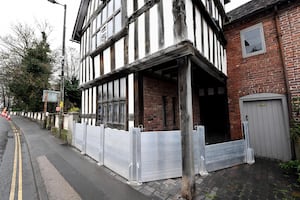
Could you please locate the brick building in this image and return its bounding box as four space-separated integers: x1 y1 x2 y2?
225 0 300 160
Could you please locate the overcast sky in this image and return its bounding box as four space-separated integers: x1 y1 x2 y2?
0 0 81 50
0 0 250 51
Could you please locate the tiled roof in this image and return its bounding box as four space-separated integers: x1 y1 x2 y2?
226 0 287 24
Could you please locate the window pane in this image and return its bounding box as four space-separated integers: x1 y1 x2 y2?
97 25 107 46
108 103 113 122
98 104 102 123
108 0 113 17
107 19 113 38
120 78 126 98
93 19 97 34
115 0 121 10
108 82 113 100
113 103 119 122
91 35 96 51
103 83 107 100
115 12 122 33
244 27 262 54
120 102 125 123
102 6 107 23
102 104 107 123
97 13 102 29
98 85 102 101
114 80 119 98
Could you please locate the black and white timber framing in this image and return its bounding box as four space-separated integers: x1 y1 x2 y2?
72 0 229 129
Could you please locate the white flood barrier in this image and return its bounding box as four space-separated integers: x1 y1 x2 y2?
74 123 85 151
140 131 182 182
71 122 253 183
104 128 131 180
86 125 102 162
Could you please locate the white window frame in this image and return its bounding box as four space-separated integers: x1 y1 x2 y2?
240 23 266 58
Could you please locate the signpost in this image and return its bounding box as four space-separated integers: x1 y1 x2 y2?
42 90 60 128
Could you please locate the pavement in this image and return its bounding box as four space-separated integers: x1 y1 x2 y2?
9 116 300 199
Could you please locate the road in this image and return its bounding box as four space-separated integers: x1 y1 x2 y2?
0 116 150 200
0 116 38 200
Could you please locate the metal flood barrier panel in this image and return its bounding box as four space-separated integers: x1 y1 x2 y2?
104 128 131 180
205 140 245 172
72 123 254 184
140 131 182 182
74 122 85 151
86 125 102 163
139 129 204 182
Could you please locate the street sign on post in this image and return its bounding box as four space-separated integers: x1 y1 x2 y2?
42 90 60 103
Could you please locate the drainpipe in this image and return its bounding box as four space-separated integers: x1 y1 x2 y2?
274 5 295 159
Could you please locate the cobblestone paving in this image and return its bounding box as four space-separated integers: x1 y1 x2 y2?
104 158 300 200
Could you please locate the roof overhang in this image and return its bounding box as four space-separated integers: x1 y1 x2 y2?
72 0 90 42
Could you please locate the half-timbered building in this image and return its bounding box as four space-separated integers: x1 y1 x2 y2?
72 0 230 143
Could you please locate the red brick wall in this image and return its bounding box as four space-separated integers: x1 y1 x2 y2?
225 14 287 139
279 5 300 105
143 75 201 131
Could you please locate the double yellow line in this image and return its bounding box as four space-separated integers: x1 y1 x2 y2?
9 121 23 200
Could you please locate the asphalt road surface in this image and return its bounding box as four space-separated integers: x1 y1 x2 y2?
0 116 9 166
9 116 150 200
0 117 38 200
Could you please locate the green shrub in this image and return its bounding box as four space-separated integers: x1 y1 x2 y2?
280 160 300 182
68 107 80 113
51 127 58 134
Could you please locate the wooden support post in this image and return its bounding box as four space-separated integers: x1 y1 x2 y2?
178 56 195 199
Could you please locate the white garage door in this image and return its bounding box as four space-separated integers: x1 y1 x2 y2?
242 96 291 161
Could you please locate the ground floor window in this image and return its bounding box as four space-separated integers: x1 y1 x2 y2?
97 77 127 129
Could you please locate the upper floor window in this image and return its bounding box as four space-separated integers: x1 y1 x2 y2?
240 23 266 58
91 0 122 51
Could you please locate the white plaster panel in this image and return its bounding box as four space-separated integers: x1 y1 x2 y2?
128 23 135 64
94 55 100 78
186 0 194 44
203 20 209 59
128 74 134 128
138 13 146 59
89 57 93 80
163 0 174 48
82 91 85 114
209 28 214 64
93 86 97 114
195 10 202 54
127 0 134 18
86 58 90 82
138 0 144 9
80 62 83 85
223 49 227 75
103 47 111 74
85 89 88 115
150 4 159 54
83 59 86 84
89 88 92 114
115 38 125 69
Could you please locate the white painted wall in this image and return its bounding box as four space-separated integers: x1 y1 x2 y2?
149 4 159 54
128 74 134 128
115 38 124 69
138 13 146 59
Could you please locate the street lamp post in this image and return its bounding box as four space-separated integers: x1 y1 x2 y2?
48 0 66 137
